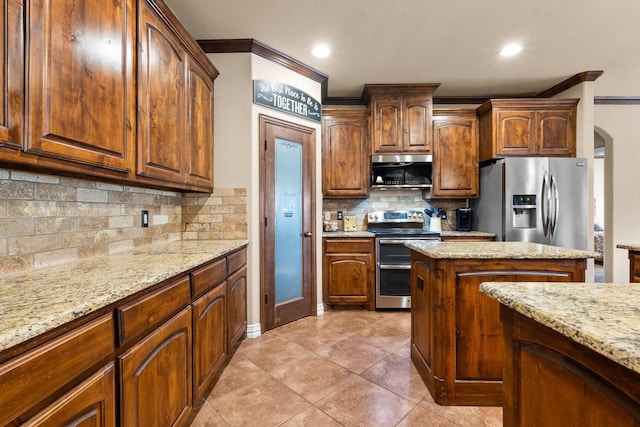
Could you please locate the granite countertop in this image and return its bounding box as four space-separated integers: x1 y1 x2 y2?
405 241 597 259
617 243 640 251
439 231 495 238
0 239 248 352
479 281 640 375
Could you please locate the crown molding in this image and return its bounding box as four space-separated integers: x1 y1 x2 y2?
197 39 617 106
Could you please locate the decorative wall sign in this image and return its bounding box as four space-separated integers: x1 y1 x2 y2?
253 80 321 123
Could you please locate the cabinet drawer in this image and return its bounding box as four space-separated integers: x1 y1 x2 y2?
0 314 115 426
191 257 227 298
324 238 374 254
227 248 247 275
116 276 190 346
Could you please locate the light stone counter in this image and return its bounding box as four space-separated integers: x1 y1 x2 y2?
0 239 248 352
405 241 597 259
617 243 640 251
479 281 640 375
439 231 495 239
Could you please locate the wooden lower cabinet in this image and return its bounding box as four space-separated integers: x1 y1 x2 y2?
410 253 586 406
192 282 227 401
119 307 193 427
227 265 247 351
0 314 115 426
629 251 640 283
501 308 640 426
23 363 116 427
323 238 374 310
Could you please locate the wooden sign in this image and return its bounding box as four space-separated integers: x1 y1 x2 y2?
253 80 321 123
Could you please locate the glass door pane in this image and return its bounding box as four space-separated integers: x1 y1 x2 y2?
275 137 303 304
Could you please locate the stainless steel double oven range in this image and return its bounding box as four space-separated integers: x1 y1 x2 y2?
367 210 440 309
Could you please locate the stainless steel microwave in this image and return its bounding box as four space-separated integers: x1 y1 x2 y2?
371 154 432 189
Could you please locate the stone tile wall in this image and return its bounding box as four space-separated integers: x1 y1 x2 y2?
0 169 247 275
182 188 248 240
322 190 467 231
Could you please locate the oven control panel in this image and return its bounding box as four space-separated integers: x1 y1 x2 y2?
367 210 424 225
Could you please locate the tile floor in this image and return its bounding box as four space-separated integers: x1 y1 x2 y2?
191 308 503 426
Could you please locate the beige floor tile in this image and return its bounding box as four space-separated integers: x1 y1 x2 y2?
350 323 410 352
284 326 349 352
278 406 342 427
208 376 310 426
206 352 270 400
361 352 429 403
241 335 314 373
189 402 228 426
396 405 458 426
316 336 390 374
315 376 416 426
419 399 503 427
272 354 355 403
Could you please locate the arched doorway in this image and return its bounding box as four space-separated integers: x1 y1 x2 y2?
594 127 614 282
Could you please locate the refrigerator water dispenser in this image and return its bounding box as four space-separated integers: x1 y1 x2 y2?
512 195 537 229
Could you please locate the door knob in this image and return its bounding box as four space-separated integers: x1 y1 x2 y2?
304 232 313 237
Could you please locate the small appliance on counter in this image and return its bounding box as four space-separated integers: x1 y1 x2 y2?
455 208 473 231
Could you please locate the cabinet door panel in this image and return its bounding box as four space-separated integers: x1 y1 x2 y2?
404 97 430 152
23 363 116 427
0 0 23 149
496 110 535 155
432 113 478 198
193 283 226 401
537 110 575 156
120 307 192 427
185 59 214 189
227 265 247 351
26 0 135 171
322 111 370 198
372 100 402 153
137 1 186 182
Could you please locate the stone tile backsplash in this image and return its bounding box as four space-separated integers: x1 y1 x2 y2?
0 169 247 275
323 190 467 231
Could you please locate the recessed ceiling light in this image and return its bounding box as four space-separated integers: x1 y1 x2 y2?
312 44 331 58
500 43 522 57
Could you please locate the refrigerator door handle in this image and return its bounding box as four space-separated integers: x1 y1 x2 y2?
550 174 559 237
541 174 549 236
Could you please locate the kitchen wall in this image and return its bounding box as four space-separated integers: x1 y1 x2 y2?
0 168 247 276
322 190 466 231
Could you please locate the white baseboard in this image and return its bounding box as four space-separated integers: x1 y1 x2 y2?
316 303 325 316
246 322 261 339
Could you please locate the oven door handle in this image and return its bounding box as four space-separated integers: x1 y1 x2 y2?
377 239 417 245
377 264 412 270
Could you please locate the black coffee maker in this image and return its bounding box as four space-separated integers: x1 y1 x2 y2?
455 208 473 231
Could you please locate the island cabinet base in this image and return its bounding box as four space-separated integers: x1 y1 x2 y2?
501 308 640 426
410 253 586 407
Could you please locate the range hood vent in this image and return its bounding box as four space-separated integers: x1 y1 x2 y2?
371 154 433 190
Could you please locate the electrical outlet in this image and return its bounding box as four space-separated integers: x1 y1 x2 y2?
141 210 149 227
337 211 343 220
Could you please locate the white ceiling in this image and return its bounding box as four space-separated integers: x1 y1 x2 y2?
164 0 640 100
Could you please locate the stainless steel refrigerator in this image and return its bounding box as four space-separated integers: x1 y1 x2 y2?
471 157 588 250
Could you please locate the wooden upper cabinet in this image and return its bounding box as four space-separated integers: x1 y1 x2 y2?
137 0 217 191
322 109 370 198
364 84 439 155
185 60 215 188
0 0 23 150
431 110 479 198
137 0 186 184
477 98 578 161
26 0 136 173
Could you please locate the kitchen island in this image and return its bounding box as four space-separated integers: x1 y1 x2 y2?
406 241 595 406
616 243 640 282
480 281 640 426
